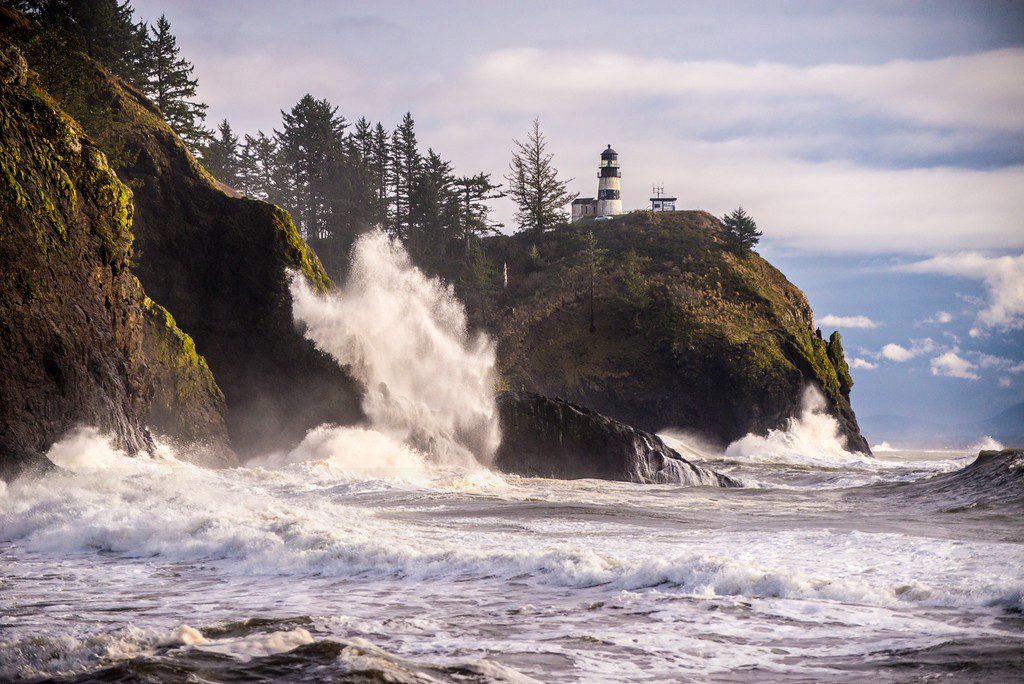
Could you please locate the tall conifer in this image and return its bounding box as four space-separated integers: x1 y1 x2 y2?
147 14 209 151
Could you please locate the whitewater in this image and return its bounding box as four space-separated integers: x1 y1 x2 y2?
2 233 1022 682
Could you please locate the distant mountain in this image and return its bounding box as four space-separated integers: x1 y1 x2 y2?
862 402 1024 449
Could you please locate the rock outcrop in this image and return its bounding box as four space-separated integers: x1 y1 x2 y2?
0 41 232 479
14 20 364 456
479 212 870 454
495 391 741 486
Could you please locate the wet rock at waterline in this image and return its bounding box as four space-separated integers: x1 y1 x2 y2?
495 391 741 486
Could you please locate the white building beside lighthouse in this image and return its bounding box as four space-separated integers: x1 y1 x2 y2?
572 144 623 222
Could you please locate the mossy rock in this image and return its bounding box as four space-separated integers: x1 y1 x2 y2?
477 211 869 452
4 18 362 456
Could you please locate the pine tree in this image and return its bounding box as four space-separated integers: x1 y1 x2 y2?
721 206 763 254
235 136 259 197
24 0 151 91
581 230 607 333
369 122 391 226
408 149 459 267
276 94 347 239
147 14 209 152
242 131 289 207
453 173 505 254
202 119 241 188
351 117 373 165
506 118 577 234
389 112 421 239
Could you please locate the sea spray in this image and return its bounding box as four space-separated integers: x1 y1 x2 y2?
289 230 500 467
725 387 871 468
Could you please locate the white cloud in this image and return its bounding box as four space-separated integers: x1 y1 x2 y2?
458 48 1024 132
880 338 935 362
1010 362 1024 373
819 314 879 329
999 377 1012 388
850 358 878 370
881 344 914 362
920 310 954 325
930 351 980 380
420 50 1024 254
900 252 1024 332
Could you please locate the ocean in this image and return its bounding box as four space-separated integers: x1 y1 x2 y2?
1 427 1021 682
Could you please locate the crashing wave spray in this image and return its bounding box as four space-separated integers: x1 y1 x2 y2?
725 387 871 467
289 230 500 467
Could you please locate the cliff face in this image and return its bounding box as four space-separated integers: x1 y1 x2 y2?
0 42 231 478
16 24 363 456
481 211 870 453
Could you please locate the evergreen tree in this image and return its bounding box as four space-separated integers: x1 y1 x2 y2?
235 136 259 197
22 0 151 91
368 122 391 226
276 94 347 239
581 230 607 333
506 118 577 234
453 173 505 254
721 206 762 254
202 119 241 188
389 112 421 238
239 131 288 206
351 117 373 165
408 149 459 269
147 14 209 151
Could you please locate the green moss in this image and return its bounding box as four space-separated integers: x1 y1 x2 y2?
827 331 854 395
272 206 331 293
141 294 224 403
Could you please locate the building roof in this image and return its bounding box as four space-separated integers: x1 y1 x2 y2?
650 196 677 201
600 144 618 158
573 197 597 204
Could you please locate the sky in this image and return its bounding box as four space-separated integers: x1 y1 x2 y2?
133 0 1024 441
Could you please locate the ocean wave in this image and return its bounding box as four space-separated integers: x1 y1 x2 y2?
2 446 1020 614
0 620 538 682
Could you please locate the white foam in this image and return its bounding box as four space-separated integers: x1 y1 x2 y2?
289 230 500 468
45 426 129 470
967 435 1004 453
724 387 875 468
191 627 315 661
1 454 1019 612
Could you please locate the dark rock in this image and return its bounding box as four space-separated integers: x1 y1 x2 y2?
495 392 741 486
0 40 233 475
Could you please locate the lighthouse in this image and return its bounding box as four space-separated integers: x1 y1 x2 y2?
596 144 622 217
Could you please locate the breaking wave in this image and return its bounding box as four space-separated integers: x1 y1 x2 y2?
724 387 873 468
288 230 500 468
1 444 1019 612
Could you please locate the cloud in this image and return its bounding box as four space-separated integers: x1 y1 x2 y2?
930 351 980 380
819 314 879 329
459 48 1024 132
880 338 935 362
420 49 1024 254
850 358 878 370
920 310 954 325
899 252 1024 332
999 377 1012 388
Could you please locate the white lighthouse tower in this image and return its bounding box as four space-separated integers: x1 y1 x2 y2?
596 144 622 217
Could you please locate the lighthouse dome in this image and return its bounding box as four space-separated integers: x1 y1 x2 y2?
600 145 618 159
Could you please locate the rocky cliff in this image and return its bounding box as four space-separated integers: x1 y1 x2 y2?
480 211 870 453
496 392 741 485
0 41 231 479
10 16 363 457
